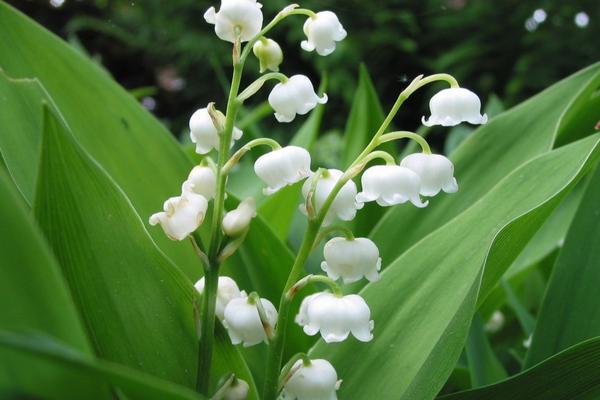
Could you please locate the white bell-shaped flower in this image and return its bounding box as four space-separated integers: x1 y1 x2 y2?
301 11 347 56
252 38 283 72
189 107 243 154
194 276 242 320
283 359 341 400
254 146 311 195
356 165 428 208
301 169 359 226
400 153 458 197
422 88 488 127
321 237 382 283
223 294 278 347
222 378 250 400
149 190 208 241
295 292 373 343
222 197 257 236
183 165 217 200
204 0 263 43
268 75 327 123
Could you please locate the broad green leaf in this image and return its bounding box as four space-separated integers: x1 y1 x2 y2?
524 165 600 368
465 314 507 387
0 331 206 400
439 337 600 400
0 3 199 279
0 169 107 399
310 134 600 400
501 280 535 336
371 63 600 266
258 183 302 240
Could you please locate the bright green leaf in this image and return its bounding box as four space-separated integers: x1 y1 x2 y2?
466 314 507 387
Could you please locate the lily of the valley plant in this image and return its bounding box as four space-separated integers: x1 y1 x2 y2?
150 1 487 398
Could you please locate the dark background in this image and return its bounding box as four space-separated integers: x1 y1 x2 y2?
9 0 600 140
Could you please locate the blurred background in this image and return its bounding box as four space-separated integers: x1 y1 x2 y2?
8 0 599 144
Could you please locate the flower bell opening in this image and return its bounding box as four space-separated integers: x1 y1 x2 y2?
422 87 488 127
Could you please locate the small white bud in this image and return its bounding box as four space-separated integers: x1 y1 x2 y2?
295 292 373 343
194 276 242 320
400 153 458 197
183 166 217 200
254 146 311 195
252 38 283 72
300 169 359 226
301 11 347 56
283 359 341 400
422 87 488 127
223 294 278 347
321 237 381 283
149 190 208 241
204 0 263 43
484 310 505 333
189 107 243 154
268 75 327 123
222 198 257 236
356 165 428 208
223 378 250 400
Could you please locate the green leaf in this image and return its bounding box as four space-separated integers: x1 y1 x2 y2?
0 3 199 279
310 134 600 400
466 314 507 387
258 183 302 240
0 169 107 399
501 280 535 336
524 165 600 367
371 63 600 267
439 337 600 400
0 331 205 400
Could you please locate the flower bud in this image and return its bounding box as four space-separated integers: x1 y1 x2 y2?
321 237 381 283
283 359 341 400
254 146 311 195
194 276 242 320
204 0 263 43
223 294 278 347
183 165 217 200
189 107 243 154
223 378 250 400
400 153 458 197
422 87 487 127
356 165 427 208
222 197 256 236
252 38 283 72
301 11 347 56
268 75 327 123
300 169 359 226
295 292 373 343
149 190 208 241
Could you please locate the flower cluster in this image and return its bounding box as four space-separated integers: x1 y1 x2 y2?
149 2 487 399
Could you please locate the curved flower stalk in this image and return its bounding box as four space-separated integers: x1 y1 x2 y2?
147 2 486 398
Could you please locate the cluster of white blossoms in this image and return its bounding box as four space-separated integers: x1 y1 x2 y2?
149 1 488 399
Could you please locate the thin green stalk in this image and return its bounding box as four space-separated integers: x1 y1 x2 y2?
222 137 282 174
377 131 432 154
197 264 219 394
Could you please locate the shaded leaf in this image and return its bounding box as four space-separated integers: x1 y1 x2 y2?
466 314 507 387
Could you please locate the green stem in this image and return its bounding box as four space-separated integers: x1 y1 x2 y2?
286 274 343 299
222 137 282 174
377 131 431 154
277 352 309 392
238 72 288 102
313 225 355 249
197 263 219 394
359 150 397 166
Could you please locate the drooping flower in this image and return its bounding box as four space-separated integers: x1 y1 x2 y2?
283 359 341 400
268 75 327 123
223 294 278 347
189 107 243 154
321 237 381 283
356 165 427 208
295 292 373 343
149 190 208 241
252 38 283 72
400 153 458 197
194 276 242 320
254 146 311 195
222 198 257 236
204 0 263 43
422 87 488 127
222 378 250 400
300 169 359 226
183 165 217 200
301 11 347 56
